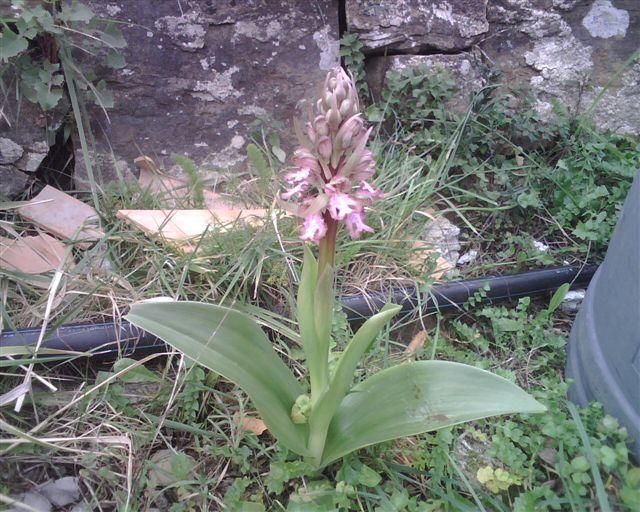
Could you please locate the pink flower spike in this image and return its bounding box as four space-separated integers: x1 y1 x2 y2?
300 213 328 243
318 136 332 161
356 181 384 200
328 191 359 221
281 182 307 200
345 211 374 239
285 167 311 185
292 148 319 171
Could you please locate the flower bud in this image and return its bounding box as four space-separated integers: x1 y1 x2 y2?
327 107 341 131
323 91 333 108
339 99 353 118
314 115 329 137
306 121 316 143
293 148 319 171
335 114 363 150
291 394 311 424
317 135 332 161
334 82 347 104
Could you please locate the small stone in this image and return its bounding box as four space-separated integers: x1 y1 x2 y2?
560 289 586 314
533 240 550 252
23 152 47 173
38 477 80 507
0 165 29 198
458 249 478 266
422 216 461 266
0 137 24 164
8 491 52 512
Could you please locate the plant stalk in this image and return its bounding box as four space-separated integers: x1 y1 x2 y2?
317 214 337 274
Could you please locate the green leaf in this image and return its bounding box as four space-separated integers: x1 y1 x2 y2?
105 50 126 69
58 2 94 23
147 449 195 488
101 23 128 49
313 264 334 375
246 143 269 180
92 79 114 108
548 283 570 314
321 361 546 466
308 304 401 461
112 358 160 383
125 301 309 456
298 246 326 398
272 145 286 163
0 26 28 62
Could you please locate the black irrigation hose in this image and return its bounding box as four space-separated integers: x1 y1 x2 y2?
1 265 597 361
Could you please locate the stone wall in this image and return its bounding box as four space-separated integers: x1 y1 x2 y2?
0 1 637 197
354 0 639 136
72 0 340 186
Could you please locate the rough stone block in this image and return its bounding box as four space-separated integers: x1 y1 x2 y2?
346 0 489 54
481 0 640 135
0 77 62 195
75 0 339 187
366 53 486 114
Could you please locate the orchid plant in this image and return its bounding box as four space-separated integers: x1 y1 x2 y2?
126 67 545 469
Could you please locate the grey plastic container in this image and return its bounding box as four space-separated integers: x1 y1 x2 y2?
566 171 640 459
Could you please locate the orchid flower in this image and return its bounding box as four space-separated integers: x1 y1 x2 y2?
280 67 383 276
127 67 546 471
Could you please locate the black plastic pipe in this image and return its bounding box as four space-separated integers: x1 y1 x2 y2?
0 265 597 360
341 264 597 320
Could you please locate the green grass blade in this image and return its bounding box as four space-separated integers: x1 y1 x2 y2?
125 301 309 456
566 401 612 512
321 361 546 466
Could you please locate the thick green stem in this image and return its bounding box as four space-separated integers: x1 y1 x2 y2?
308 419 329 467
307 215 338 462
318 214 337 275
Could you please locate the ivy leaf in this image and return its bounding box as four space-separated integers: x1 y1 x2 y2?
58 2 94 23
0 26 28 62
92 79 114 108
101 23 128 49
105 50 125 69
14 18 39 40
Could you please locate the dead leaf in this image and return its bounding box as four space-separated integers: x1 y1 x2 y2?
409 240 454 280
135 155 240 210
404 330 428 356
0 233 69 274
539 447 558 465
234 412 268 435
17 186 104 247
117 209 267 251
147 449 196 488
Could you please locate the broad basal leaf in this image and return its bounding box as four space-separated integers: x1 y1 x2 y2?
297 246 326 398
321 361 546 466
308 303 401 462
126 301 309 455
0 27 28 62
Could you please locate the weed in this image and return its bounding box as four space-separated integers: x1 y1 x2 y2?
339 33 369 99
